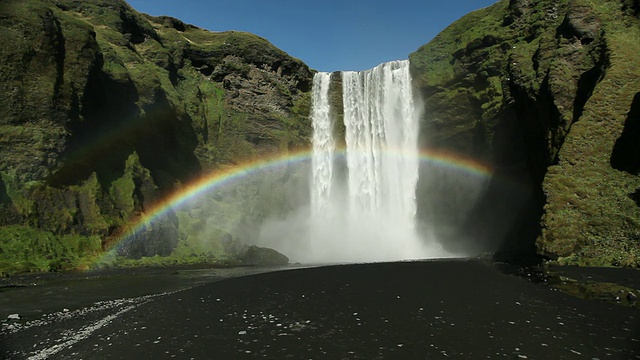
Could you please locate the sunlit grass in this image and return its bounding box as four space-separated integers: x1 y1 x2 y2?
0 226 102 276
541 0 640 267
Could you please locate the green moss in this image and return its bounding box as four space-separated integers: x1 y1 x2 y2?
547 274 640 309
410 1 509 87
109 168 136 220
178 76 262 166
539 0 640 267
132 36 171 67
1 0 312 273
477 76 503 116
126 62 163 104
408 0 640 267
71 173 108 234
409 1 520 158
283 91 313 148
172 210 226 259
54 0 157 39
94 252 241 269
0 171 37 216
0 225 101 275
28 185 76 234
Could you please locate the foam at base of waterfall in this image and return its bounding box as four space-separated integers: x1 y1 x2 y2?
303 60 448 263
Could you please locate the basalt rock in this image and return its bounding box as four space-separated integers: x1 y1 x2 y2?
3 0 638 271
239 245 290 266
0 0 312 269
410 0 640 267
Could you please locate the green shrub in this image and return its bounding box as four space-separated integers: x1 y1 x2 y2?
0 225 101 275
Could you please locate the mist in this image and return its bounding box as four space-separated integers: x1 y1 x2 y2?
255 61 454 264
256 177 452 264
232 60 523 264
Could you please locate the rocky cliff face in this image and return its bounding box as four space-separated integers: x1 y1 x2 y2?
0 0 311 272
2 0 638 273
410 0 640 266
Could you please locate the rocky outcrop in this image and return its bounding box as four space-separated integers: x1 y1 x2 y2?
0 0 312 271
410 0 640 266
239 245 290 266
2 0 638 272
611 93 640 175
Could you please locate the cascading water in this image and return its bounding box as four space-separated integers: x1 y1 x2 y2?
310 72 334 216
341 60 419 222
307 60 447 262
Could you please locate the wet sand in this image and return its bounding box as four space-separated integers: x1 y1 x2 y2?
1 260 639 359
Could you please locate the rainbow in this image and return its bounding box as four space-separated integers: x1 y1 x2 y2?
107 148 493 253
418 148 493 178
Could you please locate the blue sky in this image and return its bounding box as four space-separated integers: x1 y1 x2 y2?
126 0 498 72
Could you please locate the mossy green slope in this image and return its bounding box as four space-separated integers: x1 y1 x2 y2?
0 0 312 274
541 0 640 266
410 0 640 266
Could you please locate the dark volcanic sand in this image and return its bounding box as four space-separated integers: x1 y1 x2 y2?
1 260 639 359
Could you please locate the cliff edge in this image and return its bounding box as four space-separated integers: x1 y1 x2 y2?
411 0 640 266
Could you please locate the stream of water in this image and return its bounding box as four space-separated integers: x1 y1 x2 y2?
308 60 447 262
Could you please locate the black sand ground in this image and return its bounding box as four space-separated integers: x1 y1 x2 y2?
2 260 639 359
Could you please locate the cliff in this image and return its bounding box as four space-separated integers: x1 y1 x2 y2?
2 0 639 274
0 0 312 274
410 0 640 266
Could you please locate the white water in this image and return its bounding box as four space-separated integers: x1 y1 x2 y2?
342 60 418 220
310 72 334 215
305 60 448 262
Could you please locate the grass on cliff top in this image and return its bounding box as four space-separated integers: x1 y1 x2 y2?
149 16 304 68
54 0 157 40
410 0 509 87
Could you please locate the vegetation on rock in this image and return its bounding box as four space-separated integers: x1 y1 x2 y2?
1 0 638 273
0 0 311 274
0 225 101 276
410 0 640 267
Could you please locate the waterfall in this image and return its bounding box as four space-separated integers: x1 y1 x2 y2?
342 60 419 223
307 60 444 262
310 72 334 216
